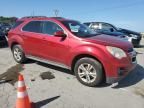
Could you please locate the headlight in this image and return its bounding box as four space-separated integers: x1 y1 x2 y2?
106 46 127 59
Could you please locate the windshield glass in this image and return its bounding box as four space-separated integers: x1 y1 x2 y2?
62 21 99 37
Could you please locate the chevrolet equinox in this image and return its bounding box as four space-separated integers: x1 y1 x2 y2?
8 17 137 87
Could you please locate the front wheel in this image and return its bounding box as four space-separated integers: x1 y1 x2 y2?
74 57 103 87
12 45 27 63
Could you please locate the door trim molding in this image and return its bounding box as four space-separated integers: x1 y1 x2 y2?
26 55 71 69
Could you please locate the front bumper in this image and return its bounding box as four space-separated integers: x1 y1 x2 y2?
104 50 137 84
106 63 136 84
132 38 141 46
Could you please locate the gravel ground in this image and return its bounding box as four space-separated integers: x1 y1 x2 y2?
0 39 144 108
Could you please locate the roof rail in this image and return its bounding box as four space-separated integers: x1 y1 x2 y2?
49 17 65 20
21 16 48 19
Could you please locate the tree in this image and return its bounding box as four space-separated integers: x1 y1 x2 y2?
0 16 18 24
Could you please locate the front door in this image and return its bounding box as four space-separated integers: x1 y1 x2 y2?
41 21 69 64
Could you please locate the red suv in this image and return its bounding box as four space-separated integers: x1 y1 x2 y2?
8 17 137 87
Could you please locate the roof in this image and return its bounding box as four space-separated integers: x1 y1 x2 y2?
21 16 48 19
18 16 67 21
84 22 113 24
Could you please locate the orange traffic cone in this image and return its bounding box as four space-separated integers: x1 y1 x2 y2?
15 74 31 108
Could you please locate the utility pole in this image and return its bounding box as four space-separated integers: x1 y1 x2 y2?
53 9 59 17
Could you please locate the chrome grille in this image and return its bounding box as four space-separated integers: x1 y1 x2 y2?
128 49 137 63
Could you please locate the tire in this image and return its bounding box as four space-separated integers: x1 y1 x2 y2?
74 57 103 87
12 45 27 63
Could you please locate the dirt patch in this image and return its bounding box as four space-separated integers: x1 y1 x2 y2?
134 87 144 98
0 64 24 85
40 72 55 80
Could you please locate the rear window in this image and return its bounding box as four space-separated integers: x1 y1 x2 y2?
22 21 42 33
12 21 24 29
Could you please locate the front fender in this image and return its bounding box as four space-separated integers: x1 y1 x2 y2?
67 44 108 67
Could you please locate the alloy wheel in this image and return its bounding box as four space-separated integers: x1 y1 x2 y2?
13 47 22 61
78 63 97 83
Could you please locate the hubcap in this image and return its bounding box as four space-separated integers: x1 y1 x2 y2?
78 63 97 83
13 48 22 61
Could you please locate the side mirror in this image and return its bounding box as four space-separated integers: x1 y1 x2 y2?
54 31 66 37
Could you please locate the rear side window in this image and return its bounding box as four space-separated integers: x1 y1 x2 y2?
22 21 42 33
12 21 24 29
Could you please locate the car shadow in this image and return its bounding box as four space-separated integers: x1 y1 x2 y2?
140 45 144 48
136 45 144 48
95 82 111 88
135 41 144 48
32 96 60 108
23 60 115 87
24 60 144 88
24 59 37 64
36 61 110 87
0 79 12 84
36 61 73 75
113 64 144 88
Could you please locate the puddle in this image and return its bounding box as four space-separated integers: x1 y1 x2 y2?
0 64 25 85
134 87 144 98
40 72 55 80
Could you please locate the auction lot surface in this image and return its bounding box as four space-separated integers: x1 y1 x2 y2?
0 39 144 108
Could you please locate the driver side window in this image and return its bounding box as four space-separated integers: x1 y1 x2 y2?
101 24 115 32
43 21 63 36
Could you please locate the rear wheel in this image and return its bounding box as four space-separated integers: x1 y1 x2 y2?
12 45 27 63
74 57 103 87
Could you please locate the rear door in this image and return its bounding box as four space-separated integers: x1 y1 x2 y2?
22 21 44 57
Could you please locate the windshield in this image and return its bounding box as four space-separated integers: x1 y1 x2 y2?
62 21 99 37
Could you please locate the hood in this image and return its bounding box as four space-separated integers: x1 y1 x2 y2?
99 31 124 36
85 34 133 51
118 28 141 36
